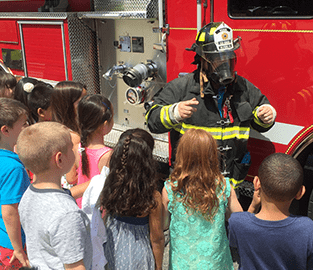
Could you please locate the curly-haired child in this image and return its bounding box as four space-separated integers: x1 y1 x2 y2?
162 128 243 269
100 128 164 270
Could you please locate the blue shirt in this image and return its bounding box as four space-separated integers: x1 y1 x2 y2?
228 212 313 270
0 149 30 250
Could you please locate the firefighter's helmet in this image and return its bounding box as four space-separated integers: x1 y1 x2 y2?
193 22 241 85
194 22 240 57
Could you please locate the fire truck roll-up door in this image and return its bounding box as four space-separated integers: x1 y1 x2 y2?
208 0 313 218
18 21 68 81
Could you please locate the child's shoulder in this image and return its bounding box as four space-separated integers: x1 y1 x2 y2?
228 211 252 224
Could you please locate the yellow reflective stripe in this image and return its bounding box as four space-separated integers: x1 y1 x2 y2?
179 123 250 140
145 104 159 122
253 107 273 129
229 178 244 189
160 105 174 130
221 127 250 140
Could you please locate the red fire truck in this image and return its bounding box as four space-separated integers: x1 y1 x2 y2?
0 0 313 216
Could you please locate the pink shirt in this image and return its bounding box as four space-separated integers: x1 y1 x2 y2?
76 145 111 208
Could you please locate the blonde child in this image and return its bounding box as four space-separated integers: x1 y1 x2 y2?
70 94 113 208
0 98 30 269
162 128 243 270
17 122 92 270
100 128 164 270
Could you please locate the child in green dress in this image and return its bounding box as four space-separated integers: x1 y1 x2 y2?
162 128 243 269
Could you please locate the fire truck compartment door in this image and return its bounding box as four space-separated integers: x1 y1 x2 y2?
18 21 68 81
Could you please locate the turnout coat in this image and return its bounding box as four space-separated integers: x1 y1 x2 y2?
145 70 274 188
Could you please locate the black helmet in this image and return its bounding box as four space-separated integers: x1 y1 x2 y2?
194 22 240 57
192 22 241 85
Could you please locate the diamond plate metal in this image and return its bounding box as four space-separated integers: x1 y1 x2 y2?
237 181 254 198
94 0 158 18
67 14 100 94
0 12 67 19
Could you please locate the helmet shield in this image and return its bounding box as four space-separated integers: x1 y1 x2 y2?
205 52 237 85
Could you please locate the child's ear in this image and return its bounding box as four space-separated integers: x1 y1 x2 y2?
55 151 63 169
253 176 261 191
295 185 306 201
37 108 45 118
0 125 10 137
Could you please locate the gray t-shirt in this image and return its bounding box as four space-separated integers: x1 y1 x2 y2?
19 184 92 270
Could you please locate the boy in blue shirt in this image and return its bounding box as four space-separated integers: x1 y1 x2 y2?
0 98 30 269
228 153 313 270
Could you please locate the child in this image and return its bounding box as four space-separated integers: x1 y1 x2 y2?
0 98 30 269
14 77 39 107
51 80 87 136
50 81 87 187
162 128 242 270
0 71 17 98
73 94 113 207
100 128 164 270
81 166 110 270
228 153 313 270
17 122 92 270
27 83 54 122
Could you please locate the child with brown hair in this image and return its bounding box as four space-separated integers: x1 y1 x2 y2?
17 122 92 270
100 128 164 270
0 71 17 98
162 128 243 270
72 94 113 208
50 80 87 187
0 98 30 269
228 153 313 270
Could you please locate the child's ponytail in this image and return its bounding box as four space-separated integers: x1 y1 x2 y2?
78 94 112 178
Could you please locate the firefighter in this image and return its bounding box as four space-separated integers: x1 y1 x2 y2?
145 22 276 189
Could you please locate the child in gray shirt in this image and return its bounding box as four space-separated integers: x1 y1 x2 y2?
17 122 92 270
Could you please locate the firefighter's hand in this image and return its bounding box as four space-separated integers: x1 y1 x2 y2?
257 105 274 124
177 98 199 120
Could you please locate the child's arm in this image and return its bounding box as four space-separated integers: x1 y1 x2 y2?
226 186 243 221
2 203 30 267
64 259 86 270
149 191 165 270
70 180 91 200
247 188 261 213
162 186 171 230
97 150 112 172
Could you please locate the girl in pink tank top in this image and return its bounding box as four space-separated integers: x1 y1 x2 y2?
76 94 114 208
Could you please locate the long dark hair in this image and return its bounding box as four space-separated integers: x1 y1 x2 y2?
100 128 158 217
78 94 113 177
51 81 86 133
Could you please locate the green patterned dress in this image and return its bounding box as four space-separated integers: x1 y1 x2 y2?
165 178 233 270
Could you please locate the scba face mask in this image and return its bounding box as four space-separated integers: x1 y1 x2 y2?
205 52 237 86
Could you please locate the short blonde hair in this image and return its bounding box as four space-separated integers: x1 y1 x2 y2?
17 122 71 174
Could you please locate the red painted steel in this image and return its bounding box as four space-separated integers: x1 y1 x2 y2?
22 24 67 81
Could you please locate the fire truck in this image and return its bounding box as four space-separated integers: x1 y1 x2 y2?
1 0 313 216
